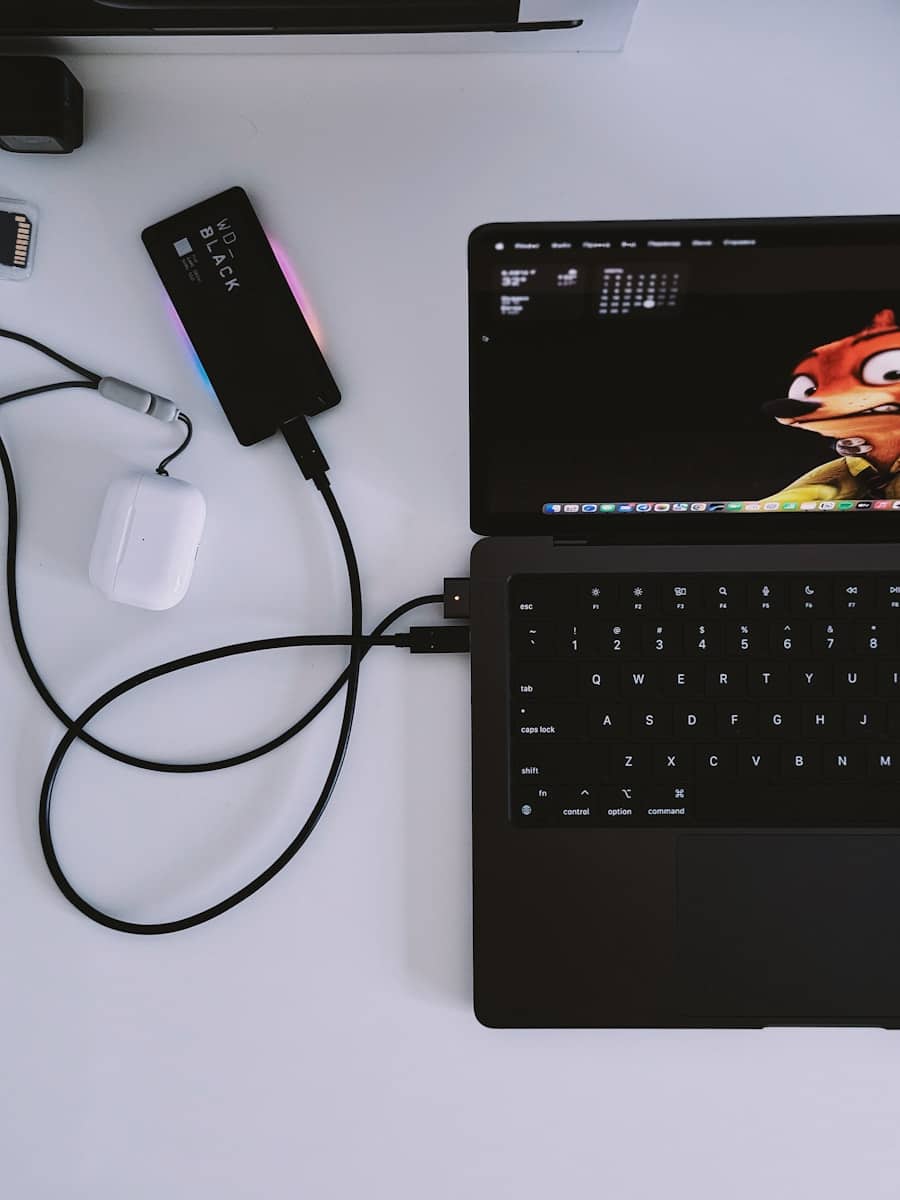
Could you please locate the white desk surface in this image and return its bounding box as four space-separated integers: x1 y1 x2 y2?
4 1 900 1195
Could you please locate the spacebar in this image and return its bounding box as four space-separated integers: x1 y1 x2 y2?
697 785 900 826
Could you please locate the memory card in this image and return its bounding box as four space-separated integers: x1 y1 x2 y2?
0 200 37 280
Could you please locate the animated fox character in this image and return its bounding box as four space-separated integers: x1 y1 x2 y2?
764 308 900 501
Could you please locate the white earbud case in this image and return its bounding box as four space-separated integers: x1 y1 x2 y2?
89 471 206 611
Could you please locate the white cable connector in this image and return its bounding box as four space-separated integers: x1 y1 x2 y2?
98 377 180 423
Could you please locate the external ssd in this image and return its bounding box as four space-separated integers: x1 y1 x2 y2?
142 187 340 445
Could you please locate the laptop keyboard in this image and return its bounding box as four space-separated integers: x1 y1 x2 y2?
510 573 900 828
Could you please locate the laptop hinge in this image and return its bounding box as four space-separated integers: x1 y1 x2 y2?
552 537 590 547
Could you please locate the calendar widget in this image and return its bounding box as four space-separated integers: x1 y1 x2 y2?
596 263 686 318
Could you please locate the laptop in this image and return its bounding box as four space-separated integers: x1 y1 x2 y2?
468 215 900 1028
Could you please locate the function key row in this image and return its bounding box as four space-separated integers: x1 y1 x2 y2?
511 574 900 618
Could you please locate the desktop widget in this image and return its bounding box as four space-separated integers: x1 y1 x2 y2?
542 500 900 514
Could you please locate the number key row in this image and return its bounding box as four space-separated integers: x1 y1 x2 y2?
513 619 896 658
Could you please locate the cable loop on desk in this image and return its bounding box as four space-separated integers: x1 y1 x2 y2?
0 328 446 934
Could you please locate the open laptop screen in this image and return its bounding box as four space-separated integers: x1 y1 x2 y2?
469 216 900 536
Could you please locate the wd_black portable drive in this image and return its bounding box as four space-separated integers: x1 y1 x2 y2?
142 186 340 446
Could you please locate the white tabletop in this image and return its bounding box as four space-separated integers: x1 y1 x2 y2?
4 1 900 1196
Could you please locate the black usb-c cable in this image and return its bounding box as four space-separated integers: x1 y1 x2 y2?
0 328 468 935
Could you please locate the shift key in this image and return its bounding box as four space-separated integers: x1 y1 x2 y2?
515 703 586 740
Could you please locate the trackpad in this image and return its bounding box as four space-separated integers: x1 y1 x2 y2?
677 835 900 1021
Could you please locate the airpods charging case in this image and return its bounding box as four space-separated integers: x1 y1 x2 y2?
89 471 206 611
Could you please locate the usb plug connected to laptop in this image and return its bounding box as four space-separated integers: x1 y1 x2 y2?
396 580 471 653
401 624 471 654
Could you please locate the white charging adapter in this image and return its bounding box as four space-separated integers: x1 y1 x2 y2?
89 470 206 611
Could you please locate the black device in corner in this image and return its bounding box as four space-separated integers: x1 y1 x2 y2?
0 57 84 154
142 186 340 446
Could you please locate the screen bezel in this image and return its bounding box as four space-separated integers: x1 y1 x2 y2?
468 213 900 544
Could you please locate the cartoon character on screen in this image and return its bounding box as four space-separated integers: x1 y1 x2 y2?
763 308 900 502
